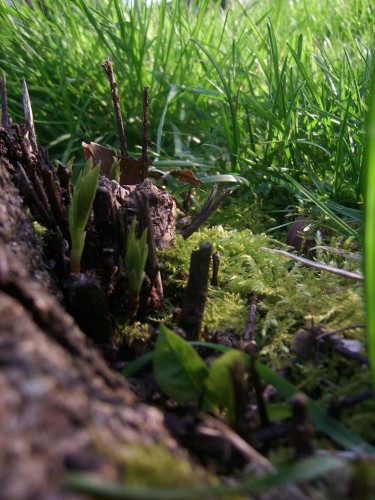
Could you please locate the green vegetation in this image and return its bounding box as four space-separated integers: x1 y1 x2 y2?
1 0 372 218
68 158 100 273
125 217 149 317
1 0 375 495
154 324 249 426
365 64 375 397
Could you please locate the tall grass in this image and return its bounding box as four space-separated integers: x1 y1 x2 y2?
365 62 375 395
0 0 373 217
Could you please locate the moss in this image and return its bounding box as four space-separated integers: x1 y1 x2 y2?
159 225 371 439
115 321 151 346
26 208 48 239
160 226 364 348
119 443 213 488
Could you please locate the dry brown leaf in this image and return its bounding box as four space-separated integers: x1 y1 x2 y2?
82 142 151 185
148 168 201 187
168 169 201 187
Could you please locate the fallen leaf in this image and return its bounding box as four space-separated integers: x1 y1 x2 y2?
148 168 201 187
82 142 151 185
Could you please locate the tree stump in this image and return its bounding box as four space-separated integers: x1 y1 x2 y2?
0 121 207 497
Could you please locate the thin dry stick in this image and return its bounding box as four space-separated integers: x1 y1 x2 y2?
141 86 149 181
261 247 364 281
309 245 362 261
101 58 128 157
246 341 270 428
317 323 366 341
243 293 257 343
138 189 163 299
1 72 11 129
22 79 38 152
180 184 232 239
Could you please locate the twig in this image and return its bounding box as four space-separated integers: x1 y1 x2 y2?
329 389 372 417
316 323 365 341
243 293 257 343
141 86 149 181
101 58 128 157
211 251 220 286
22 79 38 152
179 242 212 340
290 393 314 458
261 247 364 281
180 184 231 239
1 72 11 129
245 341 270 428
136 188 163 301
309 245 362 261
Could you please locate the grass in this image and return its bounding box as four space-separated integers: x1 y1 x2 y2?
1 0 375 492
1 0 373 211
365 62 375 396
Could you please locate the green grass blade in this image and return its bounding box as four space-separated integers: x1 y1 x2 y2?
191 38 240 171
283 173 359 239
287 41 322 108
364 62 375 398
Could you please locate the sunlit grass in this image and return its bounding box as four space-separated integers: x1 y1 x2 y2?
1 1 372 200
364 63 375 395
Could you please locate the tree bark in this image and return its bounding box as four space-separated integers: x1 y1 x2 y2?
0 136 205 498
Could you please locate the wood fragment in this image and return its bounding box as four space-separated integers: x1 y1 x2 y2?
243 293 257 343
141 86 149 182
211 251 220 286
245 341 270 428
261 247 364 281
179 242 212 340
230 360 251 441
180 183 231 239
1 72 11 129
290 393 315 458
196 412 309 500
101 58 128 157
136 188 164 313
22 78 38 152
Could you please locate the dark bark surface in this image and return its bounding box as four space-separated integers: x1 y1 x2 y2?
0 126 203 498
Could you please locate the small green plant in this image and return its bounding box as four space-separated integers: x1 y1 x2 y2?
125 218 149 318
128 331 375 455
109 157 121 183
153 324 249 426
68 158 100 274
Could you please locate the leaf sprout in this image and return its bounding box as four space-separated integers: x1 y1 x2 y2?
69 158 100 274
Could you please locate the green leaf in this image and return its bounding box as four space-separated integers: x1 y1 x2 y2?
109 157 121 183
200 174 250 186
266 403 292 421
154 325 209 405
124 340 375 455
68 158 100 273
69 159 100 233
125 218 149 293
364 61 375 398
203 350 249 426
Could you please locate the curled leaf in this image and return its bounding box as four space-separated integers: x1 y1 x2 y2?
82 141 150 185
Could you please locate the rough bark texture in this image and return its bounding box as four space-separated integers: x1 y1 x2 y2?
178 242 212 340
0 134 204 498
